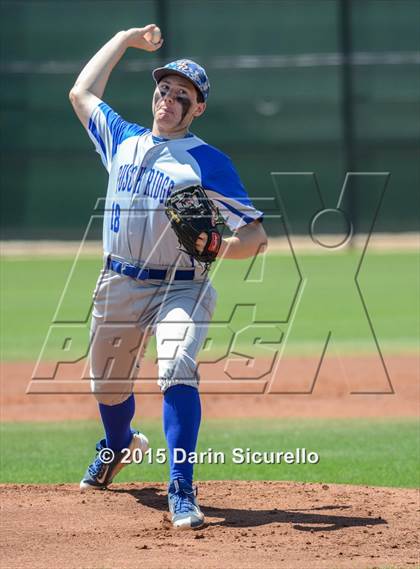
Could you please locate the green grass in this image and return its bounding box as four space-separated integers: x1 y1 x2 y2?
1 250 419 361
1 418 418 488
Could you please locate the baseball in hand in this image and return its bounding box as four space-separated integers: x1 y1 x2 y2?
146 26 161 45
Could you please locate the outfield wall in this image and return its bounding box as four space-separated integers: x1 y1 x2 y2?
1 0 419 238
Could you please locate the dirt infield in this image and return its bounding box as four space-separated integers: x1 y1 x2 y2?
1 354 418 422
1 481 418 569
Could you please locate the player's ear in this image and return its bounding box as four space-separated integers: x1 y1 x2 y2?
193 102 206 118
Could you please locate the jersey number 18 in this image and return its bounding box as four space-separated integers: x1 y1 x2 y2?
110 202 120 233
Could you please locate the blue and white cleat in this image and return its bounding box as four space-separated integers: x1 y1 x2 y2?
168 478 205 529
79 432 149 491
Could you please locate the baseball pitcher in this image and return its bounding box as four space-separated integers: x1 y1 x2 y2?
69 24 267 529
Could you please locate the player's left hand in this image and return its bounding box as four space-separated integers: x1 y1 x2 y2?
165 186 224 271
195 233 207 254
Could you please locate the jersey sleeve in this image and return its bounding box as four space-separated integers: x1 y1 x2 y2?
187 144 264 231
87 102 149 172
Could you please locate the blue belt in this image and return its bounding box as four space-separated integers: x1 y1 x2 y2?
106 256 195 281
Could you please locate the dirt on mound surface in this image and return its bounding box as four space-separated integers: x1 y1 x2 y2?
1 481 418 569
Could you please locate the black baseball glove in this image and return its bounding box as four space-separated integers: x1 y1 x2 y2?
165 185 224 271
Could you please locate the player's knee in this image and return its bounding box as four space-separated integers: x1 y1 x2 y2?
158 350 199 393
158 376 199 393
90 379 133 406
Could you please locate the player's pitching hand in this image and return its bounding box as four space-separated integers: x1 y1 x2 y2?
124 25 163 52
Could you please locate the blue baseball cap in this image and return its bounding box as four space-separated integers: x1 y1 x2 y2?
152 59 210 101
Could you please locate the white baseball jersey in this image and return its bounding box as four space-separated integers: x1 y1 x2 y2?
87 101 263 270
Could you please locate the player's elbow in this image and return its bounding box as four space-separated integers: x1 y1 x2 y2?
69 84 90 108
260 222 268 244
69 86 81 106
260 235 268 252
236 220 267 258
253 221 268 253
257 236 268 255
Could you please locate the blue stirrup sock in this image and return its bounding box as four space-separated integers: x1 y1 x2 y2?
163 384 201 487
99 393 135 452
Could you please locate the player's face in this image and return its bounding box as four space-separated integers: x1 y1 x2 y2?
153 75 206 134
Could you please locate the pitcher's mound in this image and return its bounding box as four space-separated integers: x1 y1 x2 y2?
1 481 418 568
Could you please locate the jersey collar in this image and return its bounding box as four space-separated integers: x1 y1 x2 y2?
152 132 194 145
